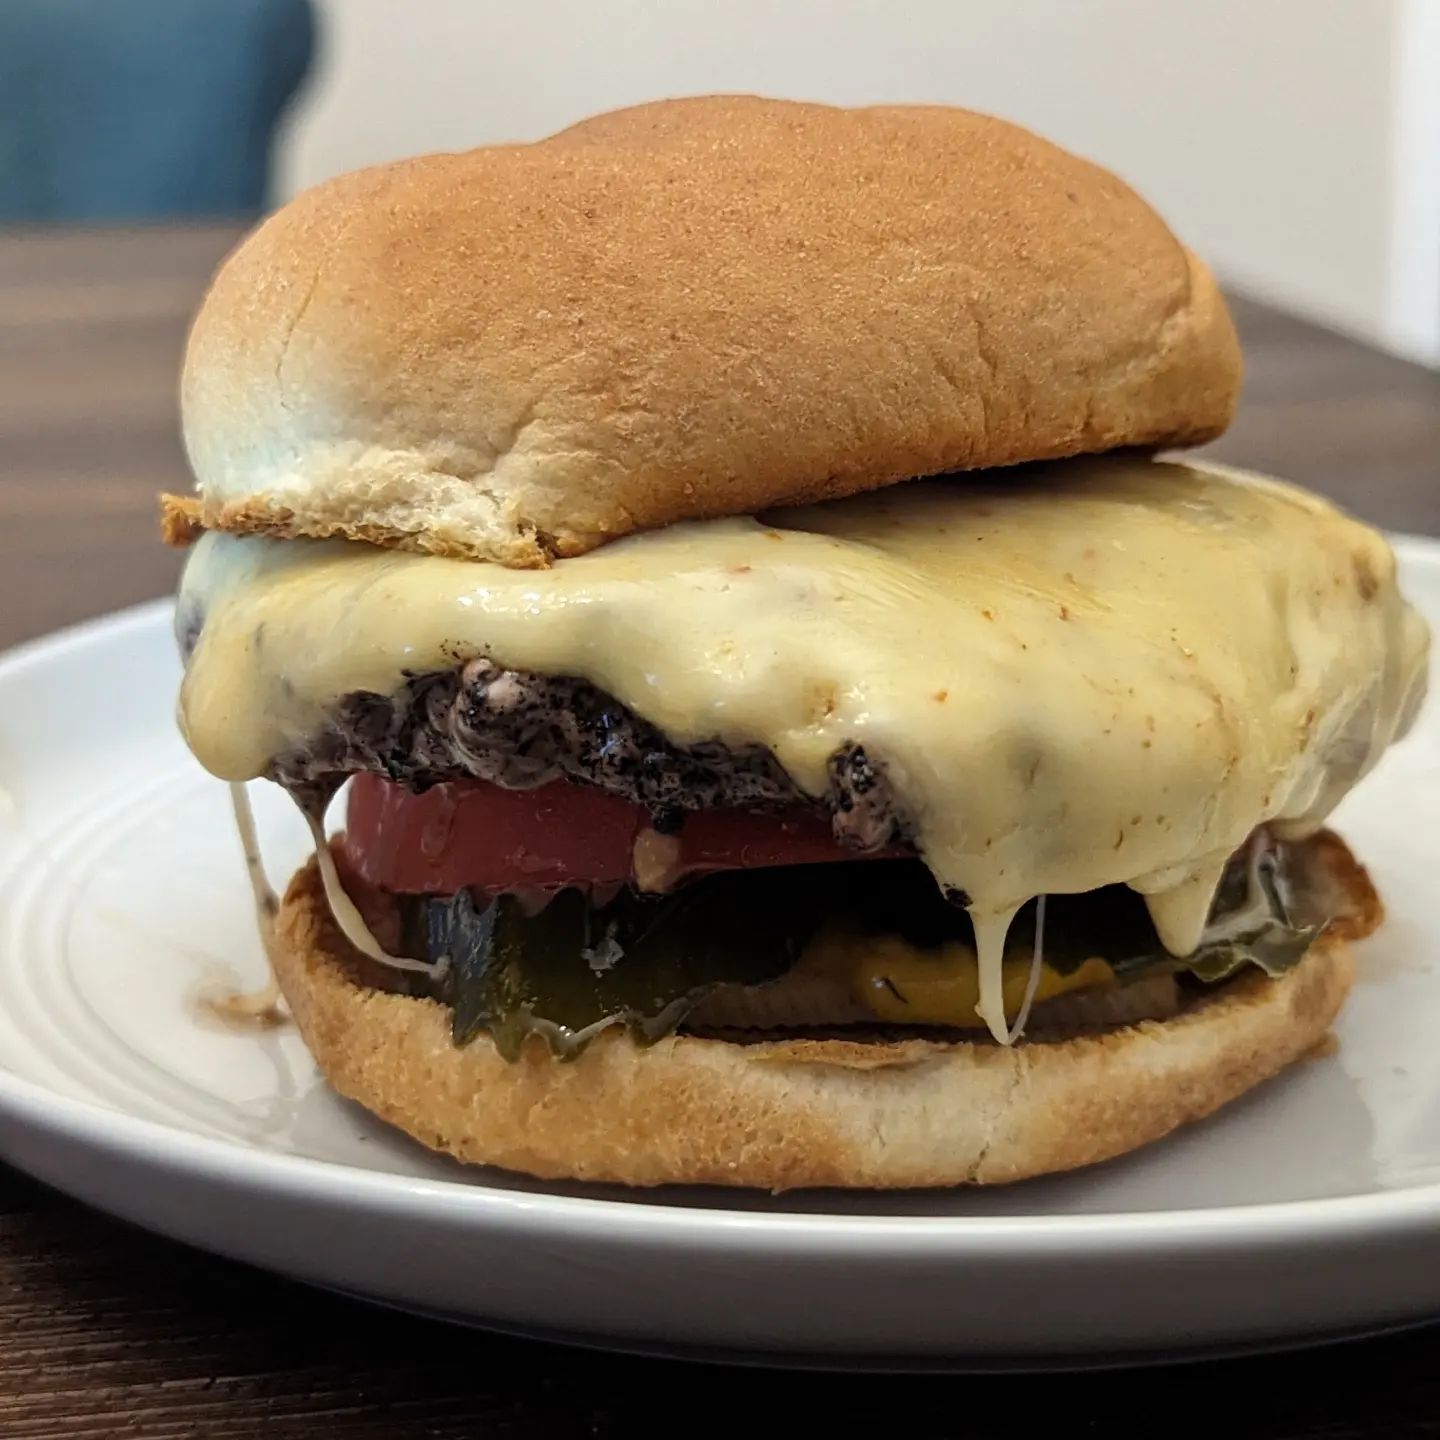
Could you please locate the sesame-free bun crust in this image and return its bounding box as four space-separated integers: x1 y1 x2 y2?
271 833 1373 1190
178 95 1241 567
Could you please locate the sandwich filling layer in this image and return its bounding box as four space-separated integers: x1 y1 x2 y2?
176 455 1428 1043
331 825 1345 1060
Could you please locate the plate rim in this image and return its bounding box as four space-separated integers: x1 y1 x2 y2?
2 543 1440 1250
3 1056 1440 1249
0 593 172 678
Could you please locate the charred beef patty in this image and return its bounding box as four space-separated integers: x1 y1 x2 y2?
269 658 906 851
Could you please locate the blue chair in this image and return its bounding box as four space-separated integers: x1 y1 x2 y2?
0 0 315 223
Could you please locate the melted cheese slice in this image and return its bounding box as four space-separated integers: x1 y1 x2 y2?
177 456 1429 1039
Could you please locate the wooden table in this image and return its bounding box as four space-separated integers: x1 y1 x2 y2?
1 226 1438 1436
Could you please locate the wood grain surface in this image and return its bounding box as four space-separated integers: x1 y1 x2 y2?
0 225 1438 1436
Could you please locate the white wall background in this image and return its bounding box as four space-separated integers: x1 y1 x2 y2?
277 0 1440 364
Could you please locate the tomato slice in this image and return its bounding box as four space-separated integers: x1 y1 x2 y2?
343 773 893 895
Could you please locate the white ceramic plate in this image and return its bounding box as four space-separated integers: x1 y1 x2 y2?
1 541 1439 1370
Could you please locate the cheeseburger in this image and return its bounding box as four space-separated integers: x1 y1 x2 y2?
164 97 1428 1189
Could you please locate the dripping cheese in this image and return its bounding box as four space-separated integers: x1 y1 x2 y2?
176 455 1429 1039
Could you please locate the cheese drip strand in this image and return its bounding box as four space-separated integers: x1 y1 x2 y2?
230 780 279 924
210 782 282 1020
1010 893 1048 1040
300 807 447 979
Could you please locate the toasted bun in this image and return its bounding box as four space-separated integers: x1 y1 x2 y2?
270 833 1374 1190
175 95 1241 567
